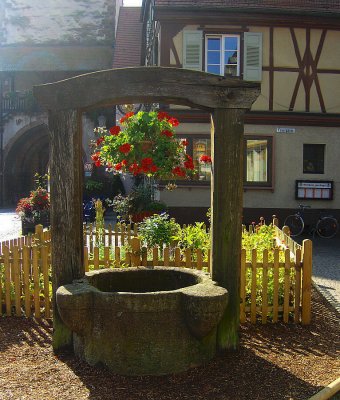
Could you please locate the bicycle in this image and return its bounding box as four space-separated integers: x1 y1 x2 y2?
284 204 339 238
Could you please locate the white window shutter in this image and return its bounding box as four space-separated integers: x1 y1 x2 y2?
243 32 262 81
183 30 203 71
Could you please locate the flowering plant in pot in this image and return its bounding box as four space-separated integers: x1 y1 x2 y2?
91 111 196 180
16 174 50 234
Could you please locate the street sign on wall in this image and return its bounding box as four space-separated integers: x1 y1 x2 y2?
296 180 333 200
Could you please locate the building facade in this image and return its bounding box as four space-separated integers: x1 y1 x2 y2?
0 0 122 206
141 0 340 225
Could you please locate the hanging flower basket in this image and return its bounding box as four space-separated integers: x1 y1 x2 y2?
91 111 196 180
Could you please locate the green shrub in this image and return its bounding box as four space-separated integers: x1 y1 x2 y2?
138 213 180 248
173 222 210 259
242 224 277 262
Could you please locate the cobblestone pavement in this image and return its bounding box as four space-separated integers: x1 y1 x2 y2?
0 209 339 313
310 234 340 314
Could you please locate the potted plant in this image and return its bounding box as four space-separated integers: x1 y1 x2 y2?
16 174 50 235
91 111 196 180
129 183 167 223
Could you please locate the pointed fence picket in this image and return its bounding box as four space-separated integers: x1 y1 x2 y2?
0 222 312 324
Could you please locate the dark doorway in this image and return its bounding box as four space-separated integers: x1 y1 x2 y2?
4 124 49 205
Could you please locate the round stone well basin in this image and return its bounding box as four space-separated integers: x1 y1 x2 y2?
56 267 228 375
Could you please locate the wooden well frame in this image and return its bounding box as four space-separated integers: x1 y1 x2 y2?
33 67 260 351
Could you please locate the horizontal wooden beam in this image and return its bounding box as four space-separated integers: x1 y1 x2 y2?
33 67 260 112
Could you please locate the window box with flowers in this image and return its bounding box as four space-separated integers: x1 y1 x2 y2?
16 176 50 235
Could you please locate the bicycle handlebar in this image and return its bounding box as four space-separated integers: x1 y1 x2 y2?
298 204 311 210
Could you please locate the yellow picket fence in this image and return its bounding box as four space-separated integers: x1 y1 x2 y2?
0 222 312 324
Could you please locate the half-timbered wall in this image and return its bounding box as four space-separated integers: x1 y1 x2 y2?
160 23 340 114
154 19 340 219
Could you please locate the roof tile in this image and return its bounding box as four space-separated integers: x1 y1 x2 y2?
155 0 340 13
113 7 143 68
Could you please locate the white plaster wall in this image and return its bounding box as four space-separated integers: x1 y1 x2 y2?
244 124 340 210
159 122 340 211
160 186 210 207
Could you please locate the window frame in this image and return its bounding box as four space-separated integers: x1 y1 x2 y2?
204 34 241 77
303 143 325 174
159 134 274 189
159 134 211 187
244 135 274 189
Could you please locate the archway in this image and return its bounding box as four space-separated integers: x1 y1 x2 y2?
34 67 260 352
4 123 49 205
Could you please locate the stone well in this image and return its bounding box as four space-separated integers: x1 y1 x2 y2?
56 267 228 375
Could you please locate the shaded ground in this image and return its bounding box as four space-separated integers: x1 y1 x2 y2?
0 289 339 400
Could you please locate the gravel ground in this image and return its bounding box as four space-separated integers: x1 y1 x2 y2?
0 289 339 400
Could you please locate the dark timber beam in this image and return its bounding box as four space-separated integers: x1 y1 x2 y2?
33 67 260 352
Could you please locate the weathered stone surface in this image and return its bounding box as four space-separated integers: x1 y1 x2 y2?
0 0 119 45
56 267 228 376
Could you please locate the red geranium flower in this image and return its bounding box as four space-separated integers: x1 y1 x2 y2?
122 159 128 166
115 163 122 171
199 155 212 164
94 159 101 167
181 140 189 146
96 137 105 146
172 166 186 177
168 117 179 127
141 157 153 166
184 155 194 170
157 111 170 121
120 112 134 124
109 126 121 135
129 162 141 176
161 130 173 138
119 143 131 154
91 152 100 161
150 164 158 173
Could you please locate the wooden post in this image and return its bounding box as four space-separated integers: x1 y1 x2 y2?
282 225 290 236
49 109 84 351
211 108 245 350
272 215 279 227
130 238 141 267
302 239 312 324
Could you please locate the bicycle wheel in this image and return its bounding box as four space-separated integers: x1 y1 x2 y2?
316 217 339 239
284 215 304 237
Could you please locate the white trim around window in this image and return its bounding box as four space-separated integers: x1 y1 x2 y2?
205 34 240 77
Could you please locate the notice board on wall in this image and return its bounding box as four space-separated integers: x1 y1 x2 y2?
295 180 333 200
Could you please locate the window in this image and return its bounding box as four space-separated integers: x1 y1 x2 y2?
205 35 240 76
244 136 273 187
303 144 325 174
161 135 273 187
183 30 262 81
193 138 211 181
167 136 211 184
